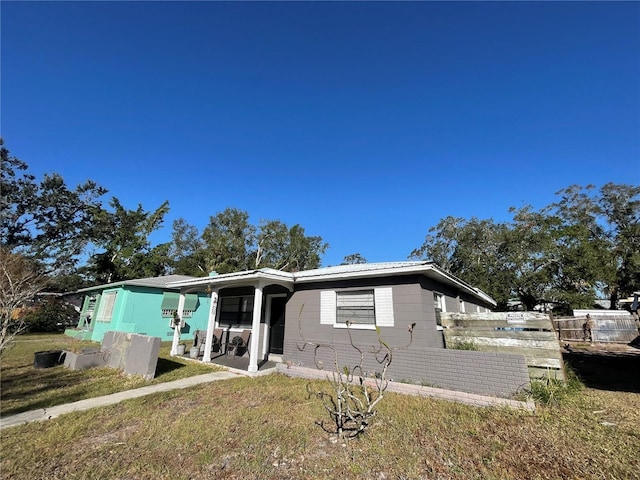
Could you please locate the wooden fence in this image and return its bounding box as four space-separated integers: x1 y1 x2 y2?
440 312 564 380
553 315 639 343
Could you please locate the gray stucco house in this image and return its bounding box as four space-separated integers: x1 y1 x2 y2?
167 262 530 397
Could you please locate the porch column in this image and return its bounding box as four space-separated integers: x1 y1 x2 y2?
248 282 264 373
170 291 186 356
202 288 219 363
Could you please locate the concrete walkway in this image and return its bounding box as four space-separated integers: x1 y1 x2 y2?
1 371 238 431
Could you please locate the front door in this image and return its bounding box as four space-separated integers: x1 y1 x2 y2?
268 296 286 355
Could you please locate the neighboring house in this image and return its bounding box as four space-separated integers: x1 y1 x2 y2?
65 275 210 343
169 261 526 398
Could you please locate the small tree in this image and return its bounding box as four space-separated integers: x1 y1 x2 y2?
0 249 48 354
298 307 415 438
22 297 79 332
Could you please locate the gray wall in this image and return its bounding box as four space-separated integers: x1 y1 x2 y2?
283 275 528 397
283 338 529 397
286 277 445 351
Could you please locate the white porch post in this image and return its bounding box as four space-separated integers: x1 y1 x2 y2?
170 291 186 356
202 288 219 363
262 296 271 359
248 282 264 373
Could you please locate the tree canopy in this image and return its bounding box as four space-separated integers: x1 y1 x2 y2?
411 183 640 312
86 198 171 283
1 139 107 274
171 209 328 275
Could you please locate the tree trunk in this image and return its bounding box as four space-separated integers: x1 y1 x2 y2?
609 286 618 310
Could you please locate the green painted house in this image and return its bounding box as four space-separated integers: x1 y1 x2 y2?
65 275 210 343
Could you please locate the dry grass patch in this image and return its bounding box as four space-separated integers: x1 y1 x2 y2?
1 373 638 480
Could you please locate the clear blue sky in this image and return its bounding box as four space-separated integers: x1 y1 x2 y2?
2 1 639 267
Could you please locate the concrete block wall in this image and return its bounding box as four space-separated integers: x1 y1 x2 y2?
284 339 530 398
102 331 161 380
63 351 107 370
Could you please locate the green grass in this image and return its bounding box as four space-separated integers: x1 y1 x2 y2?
0 333 221 416
1 334 639 479
1 374 638 480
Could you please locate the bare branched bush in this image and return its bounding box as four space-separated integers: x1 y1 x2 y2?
0 248 48 354
298 306 415 438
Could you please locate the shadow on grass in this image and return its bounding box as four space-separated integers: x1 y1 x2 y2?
154 357 186 376
1 366 101 416
562 349 640 393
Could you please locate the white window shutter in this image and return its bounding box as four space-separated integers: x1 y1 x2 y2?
374 287 394 327
320 290 336 325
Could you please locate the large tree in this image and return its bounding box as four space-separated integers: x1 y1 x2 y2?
411 183 640 311
1 139 106 273
87 198 171 283
554 183 640 308
410 216 514 309
168 217 208 276
1 140 107 353
182 208 328 274
201 208 256 274
255 220 328 272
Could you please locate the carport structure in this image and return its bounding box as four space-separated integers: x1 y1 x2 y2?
168 269 294 373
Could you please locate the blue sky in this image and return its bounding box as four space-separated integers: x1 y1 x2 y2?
2 1 639 267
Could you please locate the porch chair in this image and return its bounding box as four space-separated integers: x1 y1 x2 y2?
212 328 224 354
225 329 251 357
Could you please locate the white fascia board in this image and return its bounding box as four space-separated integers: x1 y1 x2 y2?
422 266 497 306
293 263 432 283
295 263 496 307
168 270 294 290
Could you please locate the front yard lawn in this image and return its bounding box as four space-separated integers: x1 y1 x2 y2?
1 333 220 416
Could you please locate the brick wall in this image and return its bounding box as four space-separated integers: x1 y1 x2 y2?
284 338 530 398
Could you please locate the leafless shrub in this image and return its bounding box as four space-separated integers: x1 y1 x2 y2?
0 248 48 354
298 306 414 438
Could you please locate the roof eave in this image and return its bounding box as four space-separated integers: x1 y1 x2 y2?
168 270 295 289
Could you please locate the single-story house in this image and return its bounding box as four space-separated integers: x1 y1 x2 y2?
65 275 210 343
167 262 531 398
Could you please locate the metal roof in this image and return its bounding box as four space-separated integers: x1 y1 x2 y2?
293 261 429 279
166 261 496 306
76 274 197 293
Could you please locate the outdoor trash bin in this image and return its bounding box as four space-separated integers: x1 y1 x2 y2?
34 350 64 368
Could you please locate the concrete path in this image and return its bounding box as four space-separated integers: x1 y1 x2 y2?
1 371 238 431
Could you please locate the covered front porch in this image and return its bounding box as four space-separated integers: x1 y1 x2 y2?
176 349 278 375
167 269 295 373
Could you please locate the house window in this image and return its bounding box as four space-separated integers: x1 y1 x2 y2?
161 292 198 318
162 309 194 318
434 292 446 313
219 296 254 327
321 288 394 328
97 291 117 322
337 290 375 325
86 295 98 313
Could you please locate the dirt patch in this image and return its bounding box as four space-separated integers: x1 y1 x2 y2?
562 342 640 393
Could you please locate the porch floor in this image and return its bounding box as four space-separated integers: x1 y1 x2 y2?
179 352 278 375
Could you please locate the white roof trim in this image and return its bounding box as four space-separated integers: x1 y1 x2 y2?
168 269 295 288
77 275 196 293
166 262 496 306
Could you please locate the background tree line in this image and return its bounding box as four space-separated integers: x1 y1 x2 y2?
1 138 638 346
0 140 327 342
410 184 640 312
